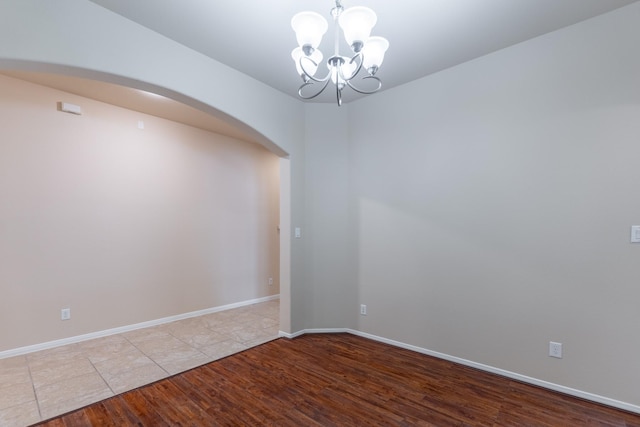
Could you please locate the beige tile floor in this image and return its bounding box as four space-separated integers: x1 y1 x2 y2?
0 300 280 427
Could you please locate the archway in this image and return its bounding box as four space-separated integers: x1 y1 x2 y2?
0 65 293 346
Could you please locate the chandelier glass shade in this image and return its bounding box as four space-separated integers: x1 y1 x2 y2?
291 0 389 106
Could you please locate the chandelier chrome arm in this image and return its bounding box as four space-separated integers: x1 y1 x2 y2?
339 53 362 81
346 75 382 95
298 56 331 84
297 51 377 101
297 55 332 100
298 78 332 100
338 52 382 95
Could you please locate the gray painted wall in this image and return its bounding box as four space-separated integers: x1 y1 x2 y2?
345 2 640 407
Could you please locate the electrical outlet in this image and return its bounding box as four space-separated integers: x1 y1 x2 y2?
268 277 273 286
61 308 71 321
549 341 562 358
360 304 367 315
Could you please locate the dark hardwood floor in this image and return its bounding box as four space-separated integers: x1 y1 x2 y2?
33 333 640 426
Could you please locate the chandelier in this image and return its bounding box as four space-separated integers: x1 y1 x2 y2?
291 0 389 106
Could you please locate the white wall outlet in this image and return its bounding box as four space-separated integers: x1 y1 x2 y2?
268 277 273 285
549 341 562 358
360 304 367 315
61 308 71 321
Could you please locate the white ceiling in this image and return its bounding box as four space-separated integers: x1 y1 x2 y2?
87 0 639 104
3 1 638 145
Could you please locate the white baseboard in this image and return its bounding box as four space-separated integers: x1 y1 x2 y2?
284 328 640 415
0 294 279 359
278 328 348 339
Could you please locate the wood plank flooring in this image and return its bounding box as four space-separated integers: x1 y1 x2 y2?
33 333 640 426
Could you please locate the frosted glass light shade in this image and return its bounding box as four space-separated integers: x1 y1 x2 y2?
291 11 328 50
339 6 377 51
362 36 389 72
329 57 357 86
292 47 323 77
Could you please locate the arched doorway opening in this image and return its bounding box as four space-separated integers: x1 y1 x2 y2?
0 67 291 352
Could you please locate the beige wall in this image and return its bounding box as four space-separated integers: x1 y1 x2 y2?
0 75 280 352
0 0 304 335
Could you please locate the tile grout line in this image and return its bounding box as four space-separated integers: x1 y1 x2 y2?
25 355 43 423
163 322 217 361
33 349 112 421
86 354 117 397
120 334 171 378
